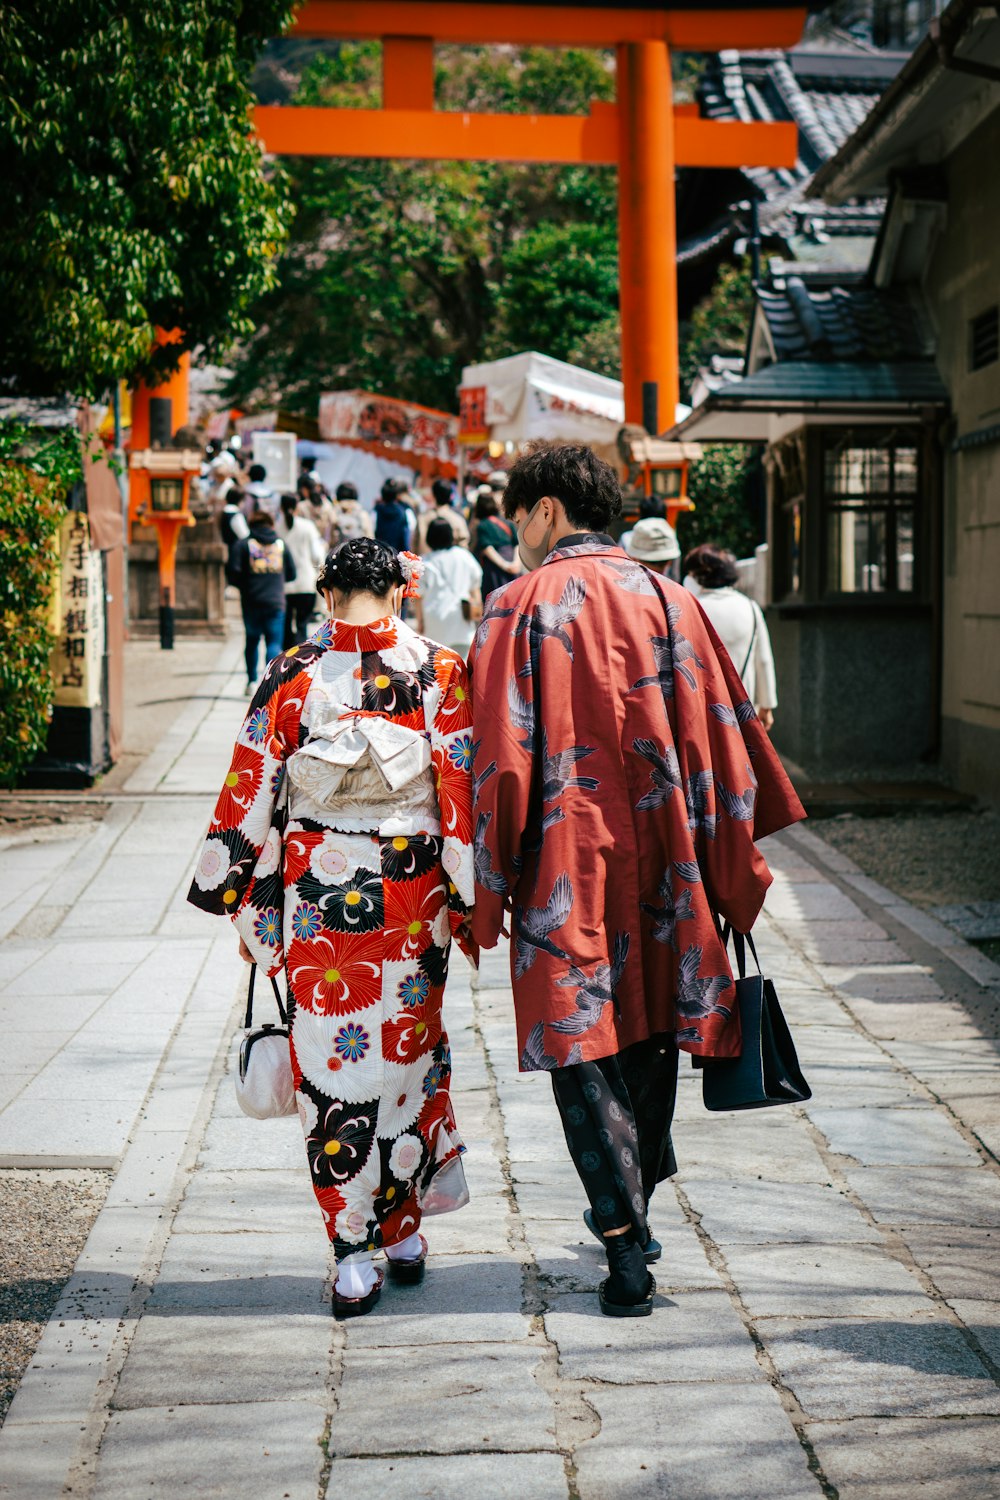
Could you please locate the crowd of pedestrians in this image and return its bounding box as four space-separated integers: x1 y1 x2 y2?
207 455 533 696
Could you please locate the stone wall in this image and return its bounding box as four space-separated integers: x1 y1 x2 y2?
768 602 934 774
926 106 1000 801
128 520 227 637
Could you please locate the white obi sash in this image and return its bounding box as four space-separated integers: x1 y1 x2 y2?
286 712 439 836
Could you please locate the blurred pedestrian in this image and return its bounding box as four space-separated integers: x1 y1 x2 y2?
297 474 338 545
472 488 520 597
620 494 667 555
229 509 295 693
624 517 680 578
332 480 374 543
415 518 483 653
247 463 279 521
416 477 470 553
277 493 325 647
207 452 242 515
374 477 413 551
683 544 777 732
219 484 250 553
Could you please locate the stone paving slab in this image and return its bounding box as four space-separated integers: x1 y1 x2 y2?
93 1400 326 1499
807 1106 982 1166
146 1230 329 1312
333 1343 558 1454
897 1226 1000 1302
325 1454 570 1500
112 1310 332 1409
721 1241 934 1320
683 1179 880 1245
345 1254 531 1346
839 1164 1000 1228
573 1382 818 1500
545 1288 765 1385
806 1415 1000 1500
764 1315 1000 1419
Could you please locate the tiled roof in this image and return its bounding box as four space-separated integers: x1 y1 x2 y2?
757 278 931 361
682 43 895 265
702 360 948 407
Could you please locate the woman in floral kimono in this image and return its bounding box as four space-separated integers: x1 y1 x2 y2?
189 537 476 1316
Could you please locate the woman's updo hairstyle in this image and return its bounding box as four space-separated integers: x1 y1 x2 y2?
317 537 405 598
683 543 740 590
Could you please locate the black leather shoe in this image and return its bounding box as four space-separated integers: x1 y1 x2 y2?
583 1208 662 1264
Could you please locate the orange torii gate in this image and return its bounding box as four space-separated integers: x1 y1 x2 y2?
254 1 807 428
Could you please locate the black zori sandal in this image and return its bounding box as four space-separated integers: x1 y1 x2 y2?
333 1267 384 1319
385 1233 428 1285
599 1233 656 1318
584 1208 662 1264
599 1272 656 1318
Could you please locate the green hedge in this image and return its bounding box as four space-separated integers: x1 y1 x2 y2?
0 424 81 787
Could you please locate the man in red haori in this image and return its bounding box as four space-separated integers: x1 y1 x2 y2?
468 443 805 1316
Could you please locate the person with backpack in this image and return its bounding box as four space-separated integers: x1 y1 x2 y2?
228 509 295 693
332 480 375 543
374 477 414 552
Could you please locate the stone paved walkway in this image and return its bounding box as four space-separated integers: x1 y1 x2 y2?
2 638 1000 1498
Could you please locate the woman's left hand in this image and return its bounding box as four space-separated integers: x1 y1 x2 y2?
238 936 255 965
757 706 775 733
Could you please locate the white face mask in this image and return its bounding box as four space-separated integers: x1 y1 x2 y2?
516 500 555 571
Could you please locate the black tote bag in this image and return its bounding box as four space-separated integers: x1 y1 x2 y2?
694 926 811 1111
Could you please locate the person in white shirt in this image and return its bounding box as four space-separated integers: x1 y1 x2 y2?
277 493 326 646
682 543 778 732
415 518 484 654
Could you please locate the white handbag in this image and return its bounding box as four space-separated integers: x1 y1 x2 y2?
234 966 297 1120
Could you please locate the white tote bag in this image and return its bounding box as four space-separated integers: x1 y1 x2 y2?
235 965 296 1120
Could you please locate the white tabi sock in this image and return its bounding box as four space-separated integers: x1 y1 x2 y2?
384 1231 423 1262
335 1260 378 1300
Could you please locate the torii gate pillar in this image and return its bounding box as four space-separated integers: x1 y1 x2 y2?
618 40 678 428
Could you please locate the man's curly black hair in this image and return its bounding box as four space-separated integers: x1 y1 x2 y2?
501 441 623 534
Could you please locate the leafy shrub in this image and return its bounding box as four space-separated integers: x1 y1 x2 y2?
0 425 80 786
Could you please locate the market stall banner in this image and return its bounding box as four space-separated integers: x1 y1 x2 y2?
52 512 104 709
318 390 458 462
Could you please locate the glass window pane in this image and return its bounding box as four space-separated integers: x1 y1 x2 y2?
824 446 891 496
894 447 918 493
826 506 887 592
895 508 915 591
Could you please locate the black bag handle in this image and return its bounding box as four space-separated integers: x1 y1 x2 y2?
719 921 762 981
244 963 288 1029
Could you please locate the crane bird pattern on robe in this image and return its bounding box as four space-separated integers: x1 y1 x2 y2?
468 535 806 1072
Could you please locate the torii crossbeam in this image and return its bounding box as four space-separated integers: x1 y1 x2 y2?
255 1 807 427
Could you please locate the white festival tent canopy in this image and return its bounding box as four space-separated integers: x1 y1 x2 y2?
459 350 625 451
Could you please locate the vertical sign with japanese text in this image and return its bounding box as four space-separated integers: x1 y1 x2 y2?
52 512 104 708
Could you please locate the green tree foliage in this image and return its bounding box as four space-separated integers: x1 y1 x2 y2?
0 1 296 398
225 44 619 413
0 425 82 786
680 258 754 397
677 446 761 564
677 258 759 560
